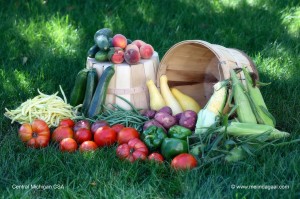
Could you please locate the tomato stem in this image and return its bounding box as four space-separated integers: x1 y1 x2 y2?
130 148 135 154
32 132 38 138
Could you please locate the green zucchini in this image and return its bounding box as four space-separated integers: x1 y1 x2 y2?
95 50 108 62
94 28 113 42
69 69 89 106
82 68 98 116
87 44 100 58
88 65 115 117
95 35 109 51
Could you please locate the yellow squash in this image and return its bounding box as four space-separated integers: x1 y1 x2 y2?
146 79 166 111
171 88 201 112
159 75 183 115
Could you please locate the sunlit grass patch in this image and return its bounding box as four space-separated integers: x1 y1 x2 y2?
137 1 155 24
103 15 125 32
15 14 80 56
281 6 300 38
254 42 300 81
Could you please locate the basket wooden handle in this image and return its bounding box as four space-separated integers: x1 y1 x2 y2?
107 86 147 95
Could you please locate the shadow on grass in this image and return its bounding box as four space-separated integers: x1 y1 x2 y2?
0 1 299 198
1 0 299 126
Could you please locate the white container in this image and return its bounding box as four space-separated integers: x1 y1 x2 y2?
86 52 159 110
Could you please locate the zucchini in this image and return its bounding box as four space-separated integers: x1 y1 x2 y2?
94 28 113 42
87 44 100 58
95 50 108 62
87 66 115 117
69 69 89 106
82 68 98 116
95 35 109 51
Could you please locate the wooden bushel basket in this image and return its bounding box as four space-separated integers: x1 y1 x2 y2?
157 40 258 108
86 52 159 110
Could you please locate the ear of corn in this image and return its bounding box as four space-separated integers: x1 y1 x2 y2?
225 146 245 162
223 122 289 140
242 67 276 127
195 109 218 134
230 69 257 124
195 81 228 134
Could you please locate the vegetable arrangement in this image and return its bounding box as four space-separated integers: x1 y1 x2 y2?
4 27 299 172
88 28 155 65
4 86 80 127
191 67 293 164
142 66 298 167
92 96 149 132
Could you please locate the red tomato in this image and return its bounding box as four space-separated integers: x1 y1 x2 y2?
94 126 117 147
18 119 50 148
148 152 164 163
59 118 75 128
171 153 198 170
91 120 109 134
117 127 139 144
111 124 125 133
73 120 90 132
116 138 149 162
74 128 92 144
79 141 98 152
52 126 74 143
59 138 78 152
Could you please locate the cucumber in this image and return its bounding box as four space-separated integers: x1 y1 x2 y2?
87 44 100 58
127 39 132 44
81 68 98 116
69 69 89 106
108 38 113 47
87 66 115 117
94 28 113 42
95 35 109 51
95 50 108 62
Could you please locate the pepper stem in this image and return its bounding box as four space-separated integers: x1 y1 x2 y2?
145 135 155 139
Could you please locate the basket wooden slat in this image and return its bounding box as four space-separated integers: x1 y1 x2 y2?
86 52 159 110
157 40 257 107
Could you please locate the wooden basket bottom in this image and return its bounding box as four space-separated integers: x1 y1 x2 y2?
171 82 215 108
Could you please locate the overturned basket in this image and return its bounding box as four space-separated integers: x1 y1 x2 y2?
157 40 258 108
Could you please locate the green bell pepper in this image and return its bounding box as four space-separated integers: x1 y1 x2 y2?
141 126 167 151
161 138 188 159
168 125 192 140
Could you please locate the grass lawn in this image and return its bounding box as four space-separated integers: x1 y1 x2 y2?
0 0 299 198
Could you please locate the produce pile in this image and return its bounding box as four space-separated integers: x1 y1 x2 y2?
4 28 298 170
4 86 80 127
88 28 154 65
